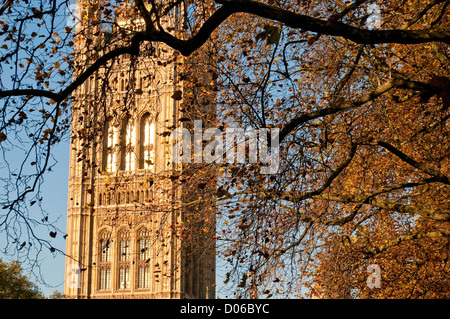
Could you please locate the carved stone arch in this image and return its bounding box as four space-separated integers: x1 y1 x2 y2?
116 226 131 250
137 109 155 122
116 224 131 234
97 225 113 238
98 226 112 236
136 225 151 238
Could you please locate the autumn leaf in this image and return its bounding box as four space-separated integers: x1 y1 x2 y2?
171 90 182 100
255 25 281 45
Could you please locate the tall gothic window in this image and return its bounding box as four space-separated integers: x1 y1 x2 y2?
122 117 136 171
119 232 130 262
137 228 151 288
98 231 111 290
118 230 131 289
103 119 118 172
140 113 155 170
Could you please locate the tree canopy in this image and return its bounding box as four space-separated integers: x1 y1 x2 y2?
0 258 43 299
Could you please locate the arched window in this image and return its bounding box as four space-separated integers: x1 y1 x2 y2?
121 116 136 171
139 113 155 170
137 228 151 288
138 229 150 261
118 230 131 289
98 231 111 291
103 119 118 172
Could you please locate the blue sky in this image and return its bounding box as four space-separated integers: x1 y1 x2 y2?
33 140 70 296
0 0 72 296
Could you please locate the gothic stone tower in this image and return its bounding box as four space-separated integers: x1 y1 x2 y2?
64 1 216 299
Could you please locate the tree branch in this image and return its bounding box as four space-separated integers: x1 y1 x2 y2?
0 89 58 100
214 0 450 44
149 0 450 56
134 0 154 30
276 143 358 203
372 229 450 256
0 37 142 103
279 77 400 142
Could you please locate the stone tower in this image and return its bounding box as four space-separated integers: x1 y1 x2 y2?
64 0 216 299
